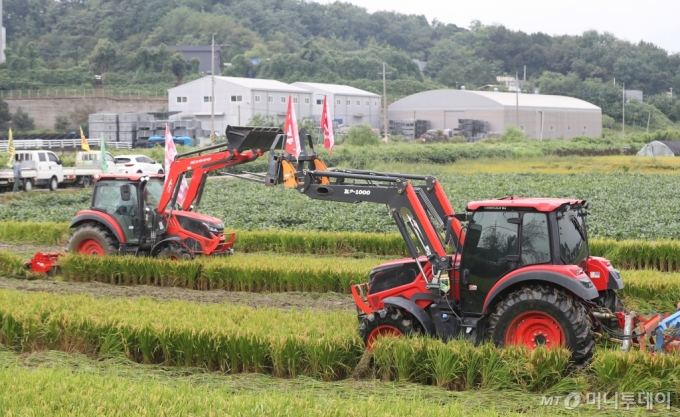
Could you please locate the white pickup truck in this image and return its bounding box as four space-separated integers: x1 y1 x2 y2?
0 150 64 192
62 151 117 187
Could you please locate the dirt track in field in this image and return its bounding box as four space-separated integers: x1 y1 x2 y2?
0 277 355 311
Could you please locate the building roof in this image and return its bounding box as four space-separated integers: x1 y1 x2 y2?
389 89 601 112
292 82 380 97
168 76 311 93
216 77 310 93
167 46 222 52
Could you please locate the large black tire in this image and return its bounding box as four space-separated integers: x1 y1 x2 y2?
49 176 58 191
486 285 595 368
358 308 421 350
81 176 92 188
596 289 625 332
66 224 119 255
156 245 193 260
23 179 33 192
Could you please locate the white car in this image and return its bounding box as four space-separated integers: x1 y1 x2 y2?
114 155 164 175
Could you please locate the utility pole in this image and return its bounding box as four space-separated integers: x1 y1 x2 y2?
646 111 651 133
622 82 625 140
515 71 519 127
211 33 217 143
380 63 391 141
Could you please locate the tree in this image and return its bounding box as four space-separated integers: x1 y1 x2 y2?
346 125 380 146
167 53 187 84
12 107 35 131
0 99 11 128
89 39 118 74
190 57 201 74
54 116 70 133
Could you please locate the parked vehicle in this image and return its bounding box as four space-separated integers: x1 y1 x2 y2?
114 154 163 174
0 150 64 192
62 151 117 187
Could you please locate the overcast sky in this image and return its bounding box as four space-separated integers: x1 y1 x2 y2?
318 0 680 53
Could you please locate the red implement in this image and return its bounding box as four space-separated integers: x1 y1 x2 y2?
24 252 62 274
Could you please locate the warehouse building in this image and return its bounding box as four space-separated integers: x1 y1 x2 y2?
168 76 313 135
388 89 602 140
166 46 222 75
292 82 381 128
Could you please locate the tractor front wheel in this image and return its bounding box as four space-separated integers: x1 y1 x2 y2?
487 285 595 367
358 308 420 350
66 224 119 255
156 245 192 260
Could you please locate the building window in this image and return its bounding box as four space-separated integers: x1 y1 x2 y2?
316 99 323 105
230 95 242 102
203 96 212 103
550 125 555 132
268 96 274 103
255 95 261 103
583 125 588 131
336 99 341 105
304 97 310 104
567 125 571 131
356 100 361 106
293 97 298 104
281 96 286 103
346 99 351 105
365 100 370 106
374 101 379 107
519 125 525 131
176 97 187 103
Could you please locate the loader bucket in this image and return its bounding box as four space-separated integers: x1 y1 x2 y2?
225 125 284 153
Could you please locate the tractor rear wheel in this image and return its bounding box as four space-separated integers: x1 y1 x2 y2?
156 245 192 260
597 289 625 332
358 308 421 350
66 224 119 255
487 285 595 367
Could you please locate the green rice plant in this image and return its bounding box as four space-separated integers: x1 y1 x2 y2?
590 348 680 395
0 221 70 245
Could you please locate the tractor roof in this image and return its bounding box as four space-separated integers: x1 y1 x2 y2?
94 174 164 182
466 197 585 212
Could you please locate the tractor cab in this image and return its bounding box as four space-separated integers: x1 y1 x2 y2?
90 174 166 245
458 198 598 314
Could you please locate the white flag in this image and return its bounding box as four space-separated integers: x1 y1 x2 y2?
164 124 189 205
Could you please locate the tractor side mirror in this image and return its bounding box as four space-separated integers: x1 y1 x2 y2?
120 184 132 201
452 213 468 221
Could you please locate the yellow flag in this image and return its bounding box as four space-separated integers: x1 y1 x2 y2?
6 128 14 168
80 126 91 151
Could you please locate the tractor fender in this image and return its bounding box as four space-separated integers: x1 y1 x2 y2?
382 296 435 335
150 236 182 257
70 210 126 244
608 269 624 290
482 271 599 315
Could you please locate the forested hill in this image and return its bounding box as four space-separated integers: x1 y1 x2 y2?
4 0 680 124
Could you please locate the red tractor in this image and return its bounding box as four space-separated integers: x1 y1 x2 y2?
65 126 282 259
265 141 629 366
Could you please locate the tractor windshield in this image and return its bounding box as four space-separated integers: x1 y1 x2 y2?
145 178 164 207
557 209 589 266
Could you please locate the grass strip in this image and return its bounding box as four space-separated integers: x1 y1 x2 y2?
0 288 679 401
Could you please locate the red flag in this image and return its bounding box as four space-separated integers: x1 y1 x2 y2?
320 95 334 156
164 124 189 205
284 95 301 160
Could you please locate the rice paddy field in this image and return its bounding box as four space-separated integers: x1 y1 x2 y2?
2 154 680 415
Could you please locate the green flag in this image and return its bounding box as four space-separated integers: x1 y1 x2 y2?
100 134 108 174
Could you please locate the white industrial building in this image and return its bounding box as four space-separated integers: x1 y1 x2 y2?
388 89 602 140
292 82 381 128
168 76 313 135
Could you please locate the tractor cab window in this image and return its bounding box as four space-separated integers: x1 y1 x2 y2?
92 181 140 242
144 179 164 207
557 209 588 266
521 213 551 265
463 211 519 276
